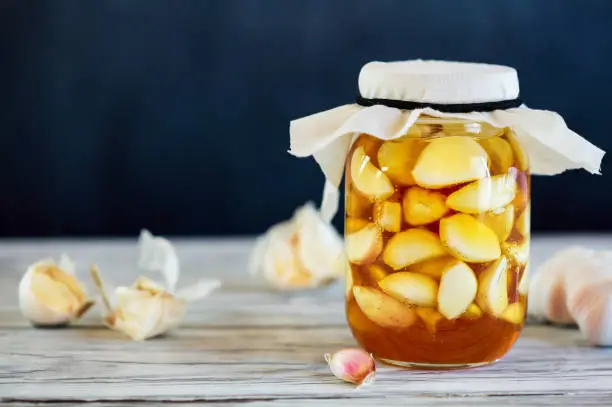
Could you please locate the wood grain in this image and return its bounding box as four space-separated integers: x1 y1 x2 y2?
1 236 612 405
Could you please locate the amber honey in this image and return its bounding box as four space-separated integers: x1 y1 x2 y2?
344 119 530 368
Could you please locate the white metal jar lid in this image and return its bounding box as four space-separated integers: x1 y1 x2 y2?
358 60 520 104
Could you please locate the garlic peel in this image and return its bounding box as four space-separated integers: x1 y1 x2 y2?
90 231 220 341
139 229 179 293
19 255 93 326
249 202 345 290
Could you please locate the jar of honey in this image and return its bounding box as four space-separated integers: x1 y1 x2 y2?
289 60 603 369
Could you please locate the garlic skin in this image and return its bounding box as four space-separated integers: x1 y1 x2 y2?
90 230 221 341
325 348 376 386
249 203 345 290
19 254 93 326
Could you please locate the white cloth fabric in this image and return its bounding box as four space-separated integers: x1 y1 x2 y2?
289 61 605 221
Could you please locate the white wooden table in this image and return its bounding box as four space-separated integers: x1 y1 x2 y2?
1 236 612 406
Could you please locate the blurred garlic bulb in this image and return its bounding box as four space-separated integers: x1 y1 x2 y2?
529 247 612 346
90 230 221 341
249 202 345 290
19 254 94 326
528 247 593 324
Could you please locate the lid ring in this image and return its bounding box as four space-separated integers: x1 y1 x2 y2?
356 95 522 113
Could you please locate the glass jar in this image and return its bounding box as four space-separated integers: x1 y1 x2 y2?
344 117 530 369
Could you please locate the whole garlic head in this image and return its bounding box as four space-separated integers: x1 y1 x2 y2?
19 254 93 326
249 202 345 290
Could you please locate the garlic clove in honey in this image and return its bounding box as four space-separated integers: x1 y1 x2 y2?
504 130 529 171
365 264 389 282
516 204 531 237
249 202 345 290
407 256 454 280
379 272 438 307
437 261 478 320
350 146 394 200
439 214 501 263
402 186 448 226
481 204 515 242
353 286 417 329
373 200 402 232
345 223 382 265
476 256 510 317
463 303 484 319
446 174 517 214
412 136 490 189
503 239 530 266
19 254 94 326
325 348 376 386
345 217 369 233
501 302 525 325
377 139 424 186
479 136 514 175
383 228 446 270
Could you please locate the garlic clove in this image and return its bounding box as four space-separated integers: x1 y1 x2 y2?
373 201 402 232
345 217 369 233
345 223 383 265
325 348 375 386
503 239 530 266
501 302 525 325
350 146 394 200
518 263 530 296
383 228 446 270
379 272 438 307
446 174 517 214
353 286 417 329
346 190 373 218
439 214 501 263
402 186 448 226
437 261 478 320
407 256 454 280
463 303 484 319
516 204 531 237
476 256 509 317
505 130 529 171
366 264 389 282
19 256 93 326
481 205 515 242
479 136 514 175
377 139 424 186
412 136 490 189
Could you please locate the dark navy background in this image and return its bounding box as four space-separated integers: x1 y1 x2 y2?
0 0 611 236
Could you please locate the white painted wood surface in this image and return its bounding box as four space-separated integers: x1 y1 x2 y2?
1 235 612 406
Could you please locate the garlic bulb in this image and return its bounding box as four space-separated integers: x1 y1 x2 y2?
19 254 94 326
528 247 593 324
90 230 221 340
249 202 345 290
528 247 612 346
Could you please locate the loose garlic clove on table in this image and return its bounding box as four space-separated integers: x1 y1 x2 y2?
19 254 94 326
